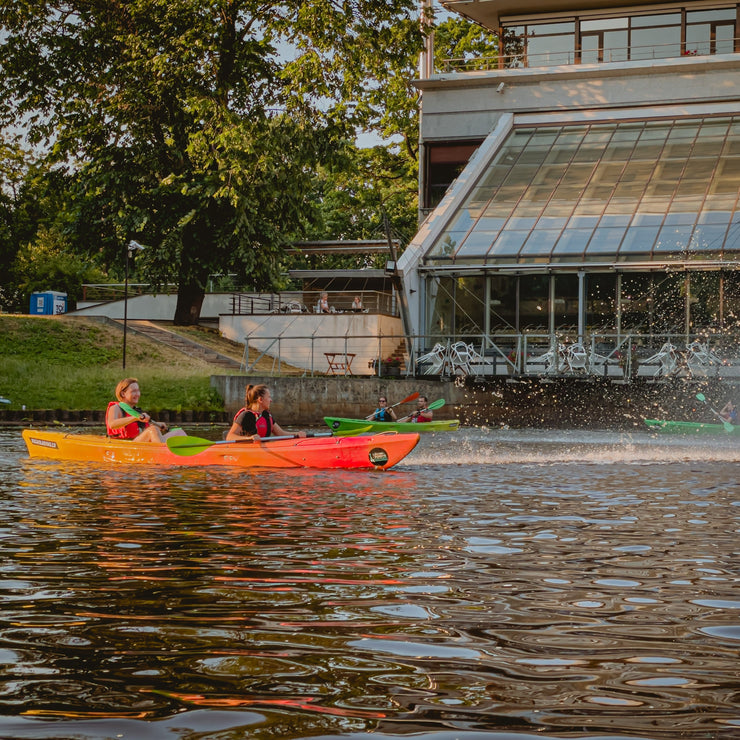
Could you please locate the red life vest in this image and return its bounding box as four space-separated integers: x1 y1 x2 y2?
234 407 273 437
106 401 146 439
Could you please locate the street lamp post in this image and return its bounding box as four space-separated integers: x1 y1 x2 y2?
123 240 145 370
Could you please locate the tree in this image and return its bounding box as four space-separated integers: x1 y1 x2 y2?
433 15 500 72
0 0 424 324
14 225 107 308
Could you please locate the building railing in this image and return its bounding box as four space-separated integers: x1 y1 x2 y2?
229 290 399 317
439 37 739 73
239 328 740 382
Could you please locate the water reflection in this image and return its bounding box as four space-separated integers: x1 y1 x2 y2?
0 427 739 739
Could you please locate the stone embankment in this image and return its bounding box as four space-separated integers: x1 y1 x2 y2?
0 409 230 426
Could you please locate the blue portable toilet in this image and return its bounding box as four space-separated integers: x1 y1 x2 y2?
30 291 68 315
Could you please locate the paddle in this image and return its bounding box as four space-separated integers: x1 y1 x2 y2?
365 391 419 420
118 400 182 435
167 427 371 457
695 393 734 432
118 401 144 419
397 398 446 422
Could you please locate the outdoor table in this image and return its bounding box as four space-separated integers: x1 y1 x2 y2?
325 352 356 375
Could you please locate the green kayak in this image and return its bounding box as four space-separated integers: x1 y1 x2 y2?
644 419 739 435
324 416 460 435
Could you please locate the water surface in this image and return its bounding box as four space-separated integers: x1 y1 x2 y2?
0 426 738 740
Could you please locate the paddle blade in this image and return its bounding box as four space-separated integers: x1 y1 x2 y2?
398 391 420 405
724 422 734 433
118 401 143 418
427 398 446 410
695 393 706 402
166 435 215 456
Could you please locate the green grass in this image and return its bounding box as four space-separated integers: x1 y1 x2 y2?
0 315 225 412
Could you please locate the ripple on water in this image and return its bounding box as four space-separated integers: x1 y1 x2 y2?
0 427 739 738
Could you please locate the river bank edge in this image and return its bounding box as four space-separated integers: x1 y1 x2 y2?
2 374 736 431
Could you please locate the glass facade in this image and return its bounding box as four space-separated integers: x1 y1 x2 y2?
425 116 740 267
501 6 737 68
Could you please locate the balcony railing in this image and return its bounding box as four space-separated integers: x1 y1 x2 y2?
238 328 740 382
439 37 738 73
229 290 399 317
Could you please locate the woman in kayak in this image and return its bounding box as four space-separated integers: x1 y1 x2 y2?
106 377 169 442
367 395 397 422
227 384 306 440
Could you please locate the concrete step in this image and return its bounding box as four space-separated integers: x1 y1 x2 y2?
123 320 243 370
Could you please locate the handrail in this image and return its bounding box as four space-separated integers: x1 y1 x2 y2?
237 328 737 381
440 37 739 73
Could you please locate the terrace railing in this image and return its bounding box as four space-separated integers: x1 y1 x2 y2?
239 328 739 382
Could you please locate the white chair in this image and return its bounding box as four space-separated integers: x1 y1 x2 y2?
565 343 588 373
643 341 678 377
417 343 448 375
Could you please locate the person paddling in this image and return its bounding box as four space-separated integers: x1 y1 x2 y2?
409 394 434 423
367 395 397 422
227 384 307 440
106 378 180 443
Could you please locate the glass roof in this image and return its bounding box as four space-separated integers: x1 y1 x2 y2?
424 116 740 266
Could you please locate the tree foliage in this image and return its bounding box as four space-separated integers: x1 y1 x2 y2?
433 15 500 71
0 0 423 323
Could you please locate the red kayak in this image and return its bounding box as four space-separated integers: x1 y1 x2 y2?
22 429 420 470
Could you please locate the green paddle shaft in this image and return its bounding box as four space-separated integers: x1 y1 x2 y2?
167 427 371 457
397 398 446 422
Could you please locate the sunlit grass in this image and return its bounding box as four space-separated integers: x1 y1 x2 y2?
1 315 225 411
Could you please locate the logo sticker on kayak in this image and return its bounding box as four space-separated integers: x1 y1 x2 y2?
29 437 58 449
368 447 389 466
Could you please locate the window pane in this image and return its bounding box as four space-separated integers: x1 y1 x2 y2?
521 229 560 256
631 13 681 28
455 230 500 258
603 30 629 62
715 23 735 54
552 229 593 255
587 226 628 254
690 223 729 252
489 274 518 330
620 225 660 253
632 27 680 60
527 33 575 66
487 231 529 257
582 18 628 31
655 224 693 253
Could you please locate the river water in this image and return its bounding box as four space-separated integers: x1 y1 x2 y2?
0 425 738 740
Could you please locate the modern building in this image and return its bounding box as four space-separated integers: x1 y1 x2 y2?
398 0 740 379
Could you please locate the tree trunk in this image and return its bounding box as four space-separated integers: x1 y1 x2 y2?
173 279 205 325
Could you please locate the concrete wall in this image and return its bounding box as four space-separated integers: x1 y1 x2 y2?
219 313 405 376
211 375 466 425
417 55 740 142
74 293 236 321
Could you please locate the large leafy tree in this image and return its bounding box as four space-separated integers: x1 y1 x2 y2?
0 0 424 324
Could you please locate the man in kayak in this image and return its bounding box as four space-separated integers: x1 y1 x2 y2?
410 395 433 423
106 378 172 443
227 384 307 440
367 396 397 422
720 401 737 424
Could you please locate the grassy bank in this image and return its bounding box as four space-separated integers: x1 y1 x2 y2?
1 315 225 412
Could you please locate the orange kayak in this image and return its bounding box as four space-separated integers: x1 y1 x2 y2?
21 429 419 470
